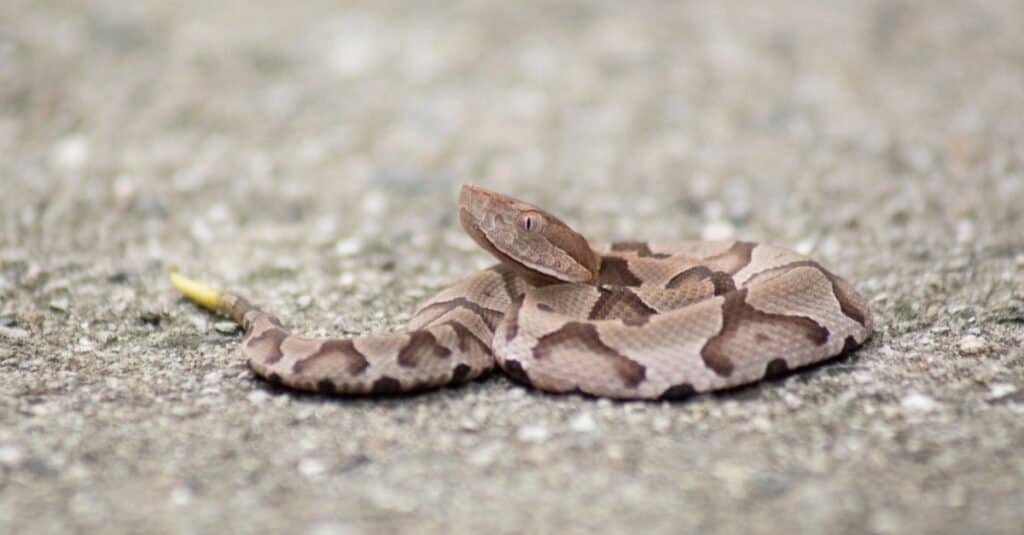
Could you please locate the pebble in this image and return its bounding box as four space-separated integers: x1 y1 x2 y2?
957 335 988 355
169 484 192 507
750 416 772 432
214 321 239 334
900 392 938 413
467 442 504 467
987 383 1017 400
0 445 23 465
516 424 550 444
568 411 597 433
52 134 89 170
651 416 672 433
49 298 70 312
794 239 816 255
334 237 364 257
923 273 943 291
701 220 736 241
458 416 480 432
298 458 326 478
247 391 271 405
308 522 357 535
0 326 30 340
781 392 804 409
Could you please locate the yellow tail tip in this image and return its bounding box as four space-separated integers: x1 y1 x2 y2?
169 268 224 311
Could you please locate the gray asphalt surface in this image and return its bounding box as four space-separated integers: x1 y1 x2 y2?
2 1 1023 533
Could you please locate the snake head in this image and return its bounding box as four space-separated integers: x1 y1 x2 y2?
459 184 600 285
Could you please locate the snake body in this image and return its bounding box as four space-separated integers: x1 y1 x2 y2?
171 184 872 399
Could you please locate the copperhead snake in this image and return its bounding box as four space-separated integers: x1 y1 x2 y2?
171 184 873 400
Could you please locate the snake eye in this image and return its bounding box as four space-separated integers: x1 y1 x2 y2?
518 211 545 233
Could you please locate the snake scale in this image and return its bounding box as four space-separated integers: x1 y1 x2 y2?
171 184 873 399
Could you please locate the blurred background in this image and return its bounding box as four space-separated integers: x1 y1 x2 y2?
1 1 1022 533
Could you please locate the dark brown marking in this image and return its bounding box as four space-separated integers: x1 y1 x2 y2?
267 372 283 384
533 322 646 388
537 303 554 312
840 335 862 356
830 279 868 327
764 358 790 378
504 294 525 342
292 338 370 376
371 376 402 395
501 359 532 386
588 287 657 326
245 327 289 364
706 241 756 274
610 241 671 259
444 321 491 356
666 266 737 295
397 330 451 368
416 297 505 331
316 379 336 393
598 257 642 286
743 260 869 327
488 265 522 302
660 383 696 399
700 289 830 376
451 363 472 383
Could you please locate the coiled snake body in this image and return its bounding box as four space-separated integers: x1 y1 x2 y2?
171 184 872 399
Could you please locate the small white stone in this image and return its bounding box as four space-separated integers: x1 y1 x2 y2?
987 383 1017 400
568 411 597 433
52 135 89 170
781 392 804 409
957 334 988 355
516 424 550 444
189 220 215 243
307 521 357 535
170 484 192 507
923 273 943 291
0 445 23 465
955 219 975 244
701 220 735 241
362 191 387 215
467 442 504 466
750 416 772 432
901 392 938 413
0 326 29 340
605 443 625 461
652 416 672 433
247 390 271 405
338 272 356 287
214 321 239 334
794 238 816 255
113 174 137 200
298 458 326 478
459 417 480 432
49 298 70 312
334 237 364 257
296 295 313 309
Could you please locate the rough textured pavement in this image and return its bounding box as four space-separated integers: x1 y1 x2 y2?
2 1 1023 533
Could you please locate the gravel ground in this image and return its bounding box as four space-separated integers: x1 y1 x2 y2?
2 1 1023 533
